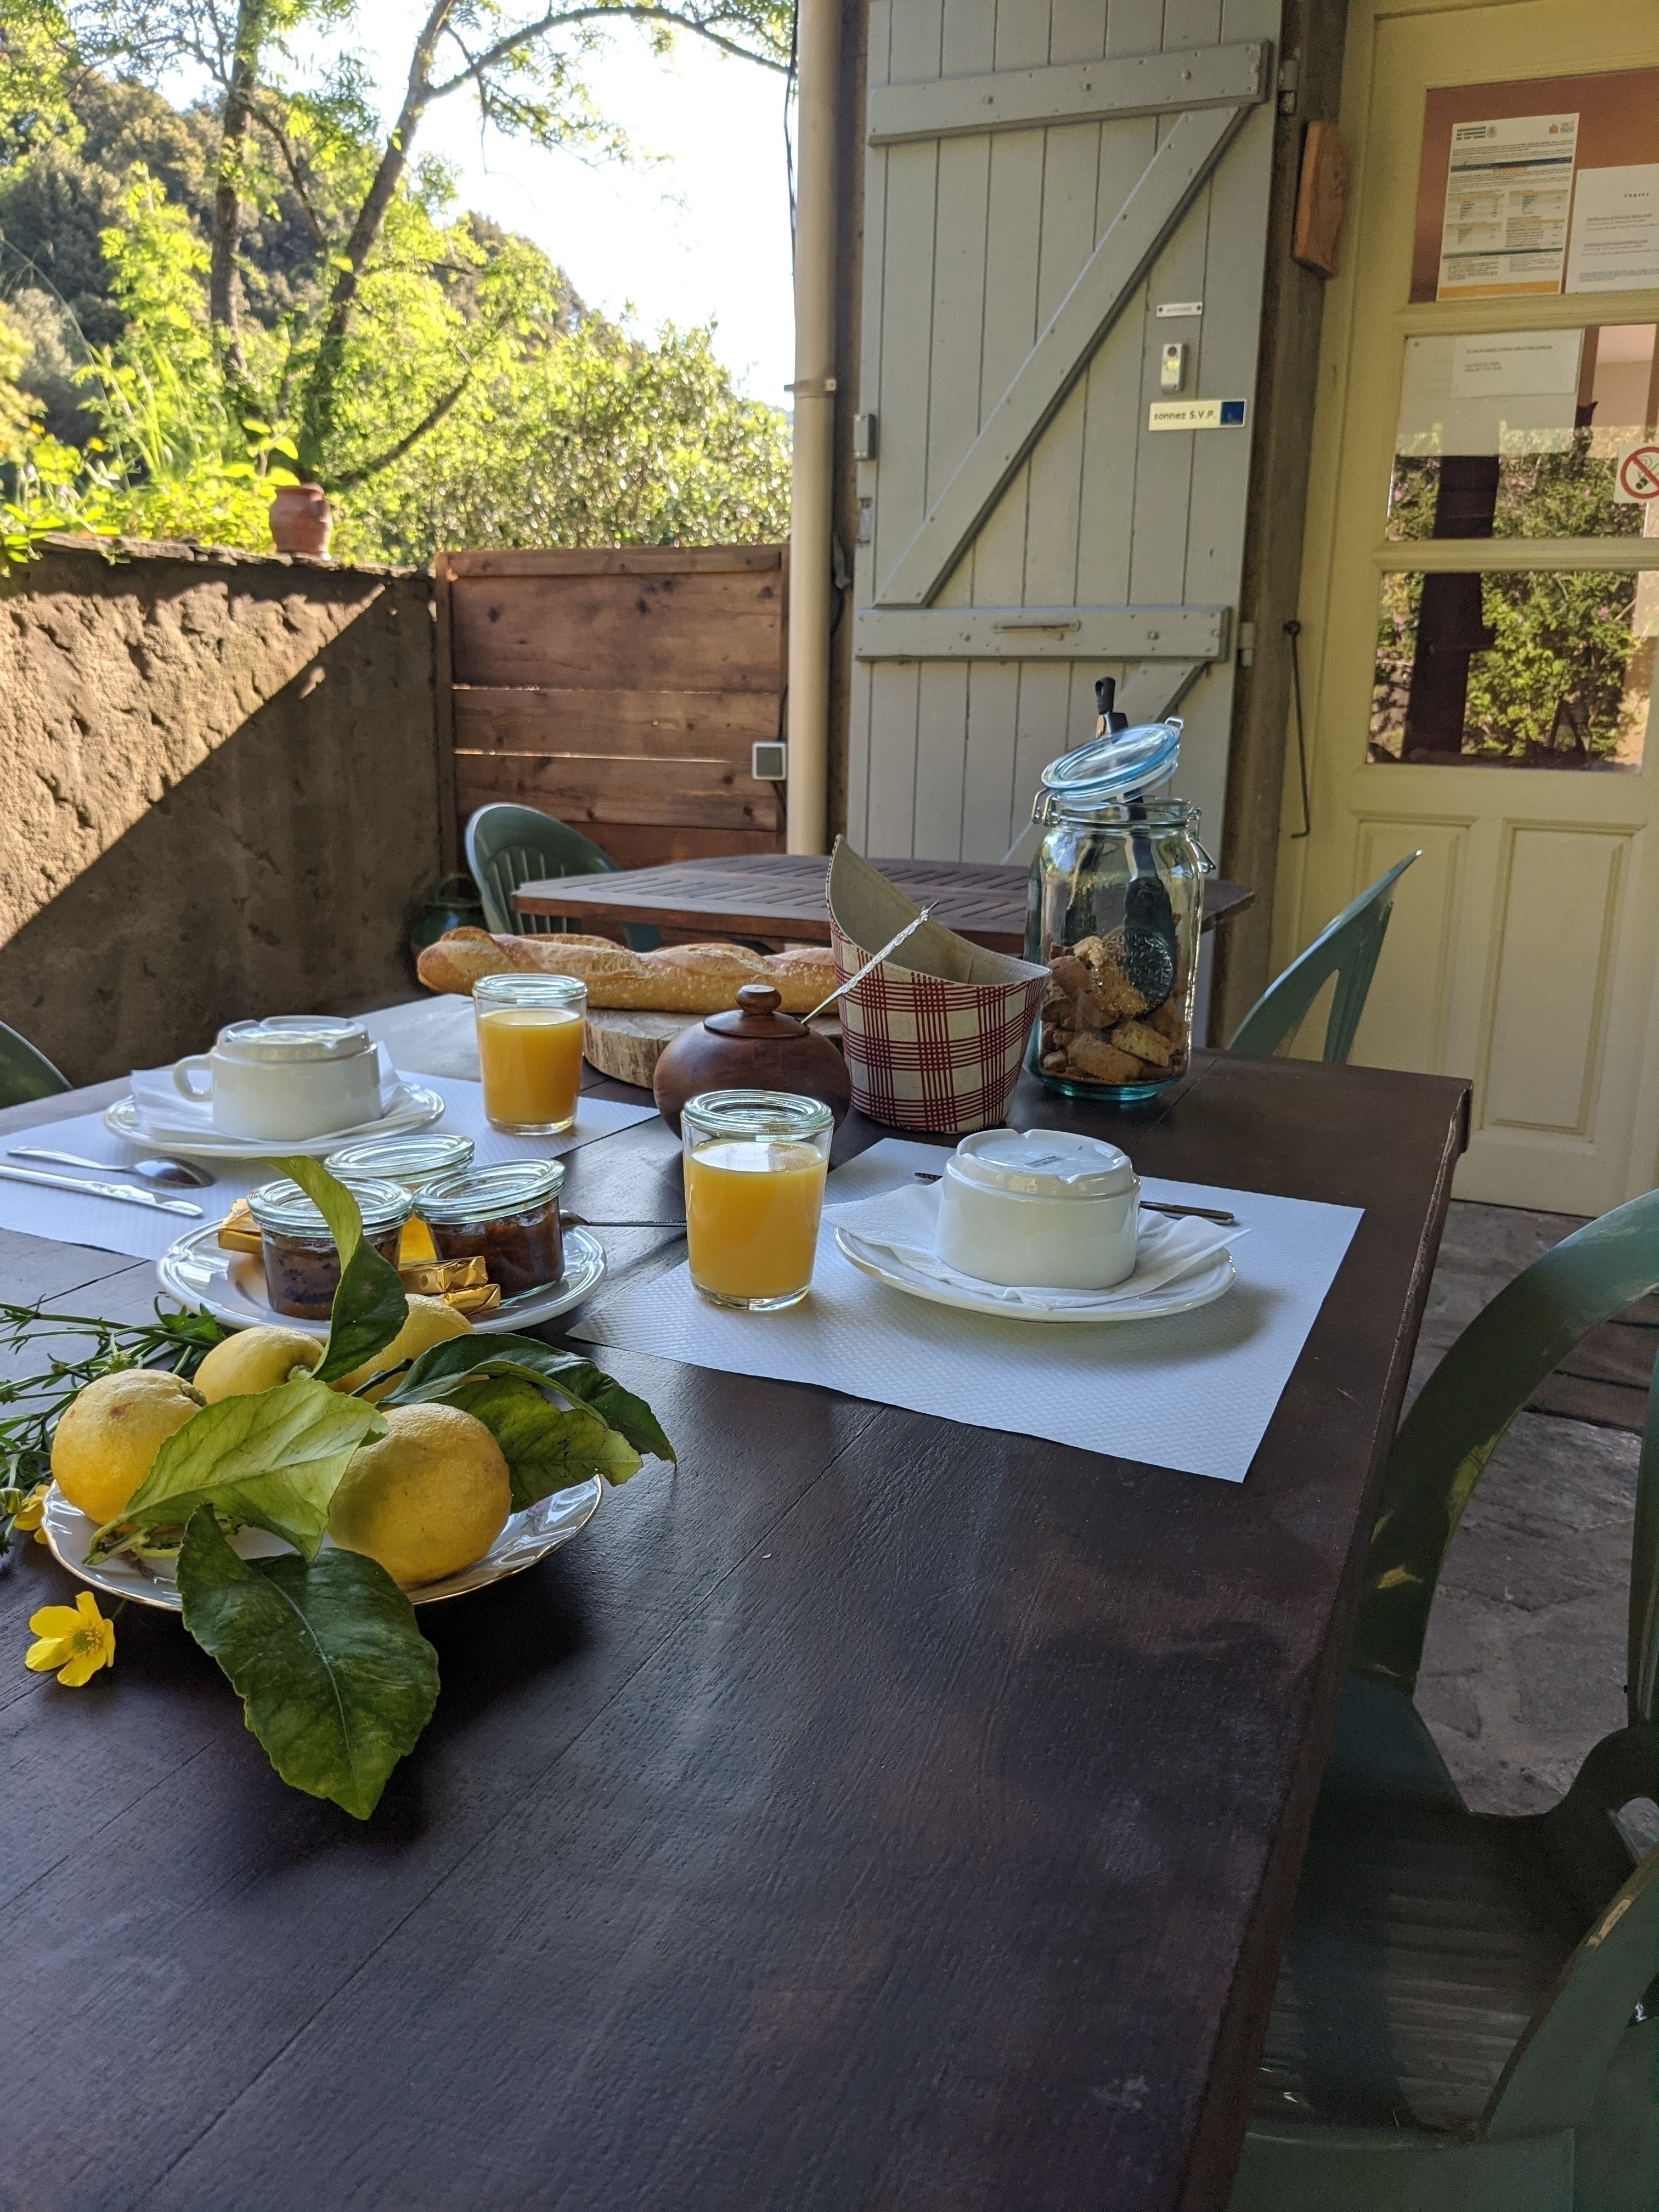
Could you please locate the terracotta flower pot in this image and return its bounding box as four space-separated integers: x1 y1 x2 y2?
269 483 332 557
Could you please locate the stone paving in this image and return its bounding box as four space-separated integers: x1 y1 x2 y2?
1411 1200 1647 1816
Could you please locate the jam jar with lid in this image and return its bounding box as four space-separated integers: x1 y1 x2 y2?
247 1175 412 1320
417 1160 567 1301
1024 684 1212 1104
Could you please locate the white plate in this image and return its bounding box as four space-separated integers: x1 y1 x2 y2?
154 1221 608 1335
42 1476 603 1611
833 1230 1236 1323
103 1082 447 1162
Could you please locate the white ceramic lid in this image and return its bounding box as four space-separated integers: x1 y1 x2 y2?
947 1127 1136 1200
215 1015 371 1064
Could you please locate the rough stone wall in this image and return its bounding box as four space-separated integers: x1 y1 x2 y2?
0 538 439 1084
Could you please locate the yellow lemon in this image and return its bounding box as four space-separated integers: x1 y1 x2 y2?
194 1326 324 1403
327 1402 510 1587
332 1295 473 1401
50 1368 204 1525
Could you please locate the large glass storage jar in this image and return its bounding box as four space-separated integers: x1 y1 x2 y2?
1024 718 1210 1104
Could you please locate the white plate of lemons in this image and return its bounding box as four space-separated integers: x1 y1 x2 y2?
40 1320 604 1612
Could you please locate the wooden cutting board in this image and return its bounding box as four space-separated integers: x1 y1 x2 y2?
583 1009 840 1091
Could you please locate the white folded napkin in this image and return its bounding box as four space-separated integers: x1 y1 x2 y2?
824 1178 1245 1312
127 1044 404 1144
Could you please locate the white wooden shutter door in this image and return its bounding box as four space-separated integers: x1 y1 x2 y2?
849 0 1280 860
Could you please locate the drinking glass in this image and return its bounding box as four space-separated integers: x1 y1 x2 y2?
681 1090 834 1310
473 973 586 1134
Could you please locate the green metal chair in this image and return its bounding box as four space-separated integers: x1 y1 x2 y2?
1228 853 1420 1062
1229 1188 1659 2212
462 803 661 952
0 1018 70 1109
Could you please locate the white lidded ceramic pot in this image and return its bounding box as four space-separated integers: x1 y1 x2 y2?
934 1126 1139 1289
173 1015 382 1140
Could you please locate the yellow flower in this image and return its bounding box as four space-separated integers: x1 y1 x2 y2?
26 1590 116 1686
12 1488 45 1532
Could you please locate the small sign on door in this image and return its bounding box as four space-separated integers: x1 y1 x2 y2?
1615 441 1659 504
1148 398 1248 431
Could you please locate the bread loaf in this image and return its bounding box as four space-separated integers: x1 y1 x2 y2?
416 928 838 1015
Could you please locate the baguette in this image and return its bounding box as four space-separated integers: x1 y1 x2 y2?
416 927 838 1015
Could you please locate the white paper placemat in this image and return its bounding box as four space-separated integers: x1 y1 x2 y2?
0 1079 657 1265
573 1137 1364 1483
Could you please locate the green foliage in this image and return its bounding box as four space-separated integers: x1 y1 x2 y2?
445 1373 642 1505
382 1330 675 1466
89 1372 386 1560
0 1296 224 1553
1375 440 1649 764
177 1506 439 1819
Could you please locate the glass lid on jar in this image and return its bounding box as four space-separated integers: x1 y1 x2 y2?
947 1128 1136 1199
216 1015 371 1062
324 1133 476 1188
247 1175 411 1237
1038 717 1183 810
417 1159 566 1224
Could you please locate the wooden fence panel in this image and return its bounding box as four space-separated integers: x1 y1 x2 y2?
438 545 788 870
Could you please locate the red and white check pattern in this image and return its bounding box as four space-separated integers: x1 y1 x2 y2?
830 917 1045 1135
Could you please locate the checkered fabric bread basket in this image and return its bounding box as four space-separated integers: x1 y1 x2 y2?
830 919 1045 1132
826 843 1048 1133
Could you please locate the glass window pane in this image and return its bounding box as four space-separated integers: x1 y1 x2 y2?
1387 324 1658 539
1371 569 1655 766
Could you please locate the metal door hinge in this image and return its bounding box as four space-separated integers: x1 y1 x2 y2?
853 411 878 461
1277 58 1299 115
1237 620 1257 667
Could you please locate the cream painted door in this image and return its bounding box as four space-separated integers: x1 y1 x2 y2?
1282 0 1659 1213
849 0 1282 866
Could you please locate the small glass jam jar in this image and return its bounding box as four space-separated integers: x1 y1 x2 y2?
681 1089 834 1311
417 1160 567 1300
247 1175 412 1321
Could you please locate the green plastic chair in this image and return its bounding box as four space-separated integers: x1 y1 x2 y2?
1229 1188 1659 2212
462 804 661 952
1228 853 1420 1062
0 1018 70 1109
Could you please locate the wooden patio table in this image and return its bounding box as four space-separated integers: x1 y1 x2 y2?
512 850 1253 954
0 1038 1468 2211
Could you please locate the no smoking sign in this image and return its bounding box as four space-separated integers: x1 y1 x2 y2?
1615 441 1659 505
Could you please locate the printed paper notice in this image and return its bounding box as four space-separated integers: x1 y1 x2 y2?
1566 165 1659 293
1438 112 1578 299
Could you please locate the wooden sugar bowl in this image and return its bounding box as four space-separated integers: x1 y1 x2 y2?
652 984 852 1135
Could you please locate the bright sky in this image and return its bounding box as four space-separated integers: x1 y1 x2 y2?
321 15 797 408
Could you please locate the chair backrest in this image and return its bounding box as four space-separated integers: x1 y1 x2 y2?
1227 852 1420 1062
462 804 661 952
1352 1186 1659 1699
1478 1360 1659 2144
0 1018 70 1109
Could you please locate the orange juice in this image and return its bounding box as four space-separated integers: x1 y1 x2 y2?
477 1006 584 1131
684 1138 828 1306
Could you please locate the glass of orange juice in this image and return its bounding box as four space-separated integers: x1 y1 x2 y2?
473 973 586 1134
681 1090 834 1311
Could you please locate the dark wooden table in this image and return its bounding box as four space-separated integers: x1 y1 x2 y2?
514 851 1254 955
0 1043 1468 2211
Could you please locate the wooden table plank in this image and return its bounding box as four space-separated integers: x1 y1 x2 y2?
0 1051 1466 2211
512 851 1253 955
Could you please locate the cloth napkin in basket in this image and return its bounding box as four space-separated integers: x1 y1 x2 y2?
825 1179 1246 1313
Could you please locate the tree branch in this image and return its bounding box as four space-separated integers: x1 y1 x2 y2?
326 366 477 489
428 2 789 96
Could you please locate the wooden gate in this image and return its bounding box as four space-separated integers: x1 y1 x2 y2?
437 546 789 869
849 0 1282 861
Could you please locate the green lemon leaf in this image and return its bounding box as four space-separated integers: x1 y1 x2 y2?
268 1156 408 1385
177 1510 438 1820
88 1376 385 1562
444 1374 641 1506
383 1333 674 1462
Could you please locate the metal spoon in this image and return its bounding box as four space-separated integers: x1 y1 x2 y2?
10 1145 216 1190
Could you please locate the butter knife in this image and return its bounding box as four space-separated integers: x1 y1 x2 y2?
0 1161 206 1218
